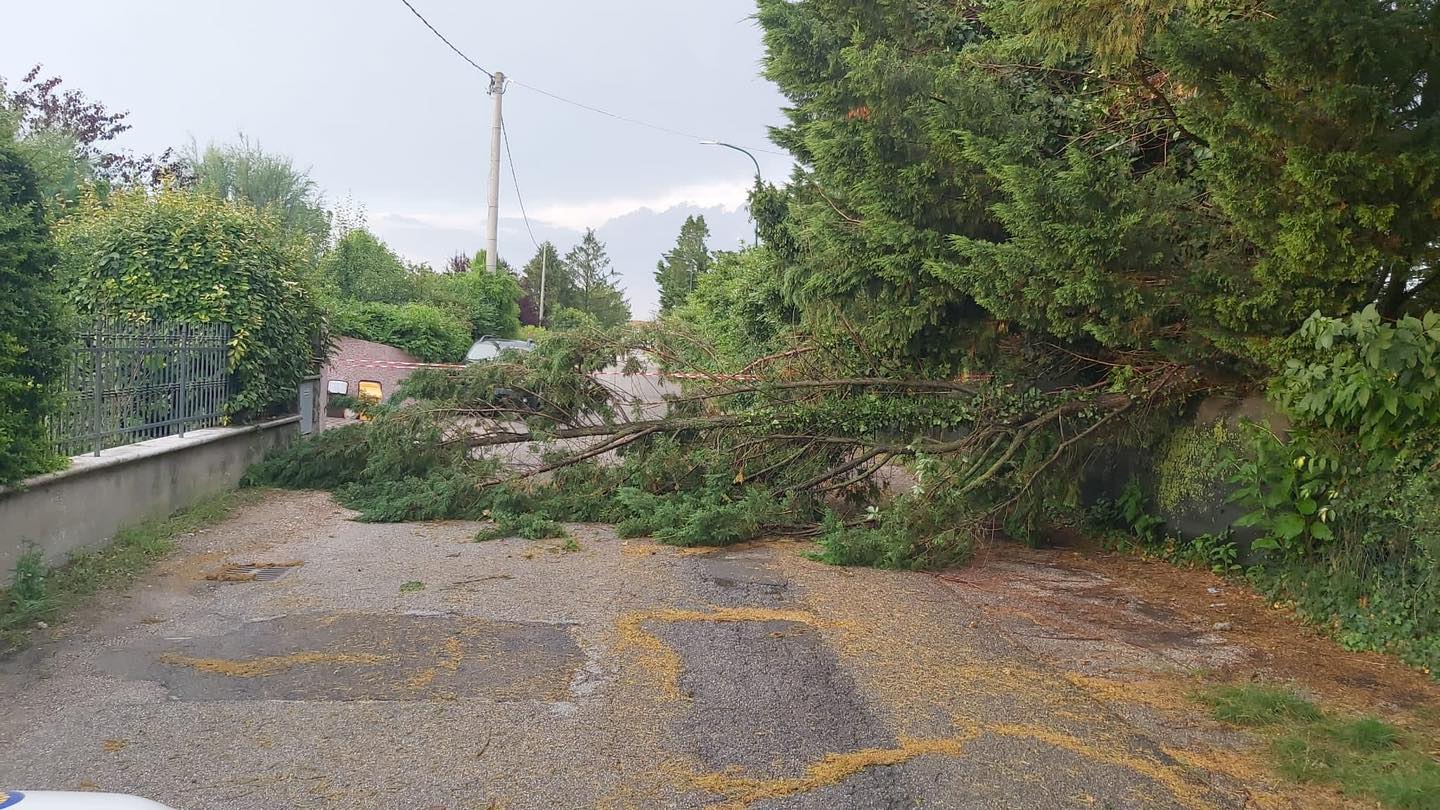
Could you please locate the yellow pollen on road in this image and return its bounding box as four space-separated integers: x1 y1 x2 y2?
686 735 977 809
159 651 386 678
406 636 466 689
616 606 832 698
981 722 1214 810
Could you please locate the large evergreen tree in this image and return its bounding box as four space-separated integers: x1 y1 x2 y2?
755 0 1440 367
654 215 713 314
563 229 631 327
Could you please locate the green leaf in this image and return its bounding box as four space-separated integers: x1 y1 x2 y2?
1273 512 1306 540
1234 511 1266 528
1296 498 1317 516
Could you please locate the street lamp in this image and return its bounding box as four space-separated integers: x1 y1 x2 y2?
701 140 761 247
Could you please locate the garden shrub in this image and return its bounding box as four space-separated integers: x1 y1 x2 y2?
56 187 326 417
0 138 67 484
415 266 523 340
329 299 471 364
1224 308 1440 675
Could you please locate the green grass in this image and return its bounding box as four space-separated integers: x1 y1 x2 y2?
399 580 425 592
0 488 264 651
1199 684 1440 809
1203 684 1323 726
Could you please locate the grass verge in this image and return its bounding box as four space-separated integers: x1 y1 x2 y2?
1199 684 1440 809
0 488 265 651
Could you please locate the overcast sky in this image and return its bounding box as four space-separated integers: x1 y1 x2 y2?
0 0 794 316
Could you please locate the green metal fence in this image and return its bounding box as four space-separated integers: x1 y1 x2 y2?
50 319 233 457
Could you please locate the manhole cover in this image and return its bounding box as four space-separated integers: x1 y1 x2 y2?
204 562 303 583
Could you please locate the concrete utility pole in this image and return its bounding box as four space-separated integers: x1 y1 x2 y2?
538 248 548 325
485 72 506 275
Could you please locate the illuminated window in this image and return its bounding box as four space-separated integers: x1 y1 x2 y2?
357 380 383 404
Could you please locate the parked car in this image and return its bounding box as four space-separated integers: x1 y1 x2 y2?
464 337 535 364
464 337 539 412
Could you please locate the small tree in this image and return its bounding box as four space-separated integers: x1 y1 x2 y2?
188 135 329 249
414 264 523 340
315 229 415 304
563 229 631 327
57 187 326 416
0 138 66 483
654 215 713 314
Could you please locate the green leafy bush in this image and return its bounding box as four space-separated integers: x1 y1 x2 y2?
0 137 67 484
329 300 471 364
57 187 326 416
1223 308 1440 675
415 266 522 340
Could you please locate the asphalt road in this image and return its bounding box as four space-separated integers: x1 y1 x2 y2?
0 490 1387 809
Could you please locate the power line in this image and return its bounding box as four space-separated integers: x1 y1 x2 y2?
501 120 541 251
399 0 493 79
509 78 786 157
397 0 784 158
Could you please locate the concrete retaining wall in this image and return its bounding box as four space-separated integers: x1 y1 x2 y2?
0 417 300 576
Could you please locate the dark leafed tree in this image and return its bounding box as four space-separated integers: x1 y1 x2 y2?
0 65 187 203
654 215 713 314
563 230 631 327
756 0 1440 364
445 252 471 274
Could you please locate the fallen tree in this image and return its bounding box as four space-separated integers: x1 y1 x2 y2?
249 324 1195 568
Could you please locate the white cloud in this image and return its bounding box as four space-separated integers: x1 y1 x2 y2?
530 179 752 231
370 208 488 233
367 178 752 236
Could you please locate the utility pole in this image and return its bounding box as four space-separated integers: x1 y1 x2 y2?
485 71 506 274
538 248 548 325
